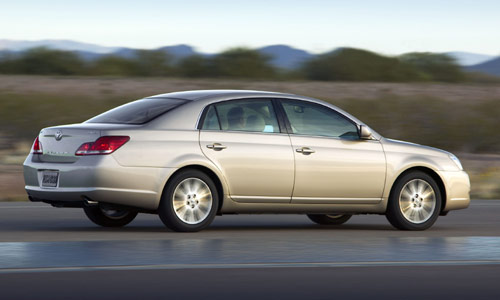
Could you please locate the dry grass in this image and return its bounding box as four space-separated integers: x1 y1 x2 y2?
2 75 500 102
0 75 499 200
460 154 500 199
0 165 25 201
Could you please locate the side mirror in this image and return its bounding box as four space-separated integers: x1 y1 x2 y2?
359 125 373 140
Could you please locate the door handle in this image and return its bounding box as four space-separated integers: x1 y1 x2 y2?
206 143 227 151
296 147 315 154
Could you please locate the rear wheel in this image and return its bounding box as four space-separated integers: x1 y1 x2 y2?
307 214 352 225
159 169 219 232
83 206 138 227
386 171 441 230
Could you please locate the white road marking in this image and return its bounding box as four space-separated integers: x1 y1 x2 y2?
1 260 500 274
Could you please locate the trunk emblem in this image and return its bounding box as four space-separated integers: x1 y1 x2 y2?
55 130 63 141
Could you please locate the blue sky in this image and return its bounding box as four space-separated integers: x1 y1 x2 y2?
1 0 499 54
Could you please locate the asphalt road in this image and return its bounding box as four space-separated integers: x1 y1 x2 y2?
0 200 499 299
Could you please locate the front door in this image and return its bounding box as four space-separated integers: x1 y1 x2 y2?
279 99 386 204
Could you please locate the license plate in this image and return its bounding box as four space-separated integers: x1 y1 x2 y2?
41 171 59 187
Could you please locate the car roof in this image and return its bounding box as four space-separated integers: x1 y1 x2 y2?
149 90 298 101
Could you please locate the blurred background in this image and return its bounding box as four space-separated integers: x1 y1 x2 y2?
1 0 499 201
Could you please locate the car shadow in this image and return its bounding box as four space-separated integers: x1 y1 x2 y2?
206 223 395 231
3 223 396 233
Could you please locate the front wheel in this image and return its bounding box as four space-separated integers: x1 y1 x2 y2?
307 214 352 225
386 171 442 230
159 169 219 232
83 206 138 227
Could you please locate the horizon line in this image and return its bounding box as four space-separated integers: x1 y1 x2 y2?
0 38 499 57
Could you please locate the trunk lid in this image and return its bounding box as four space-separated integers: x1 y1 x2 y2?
37 123 137 163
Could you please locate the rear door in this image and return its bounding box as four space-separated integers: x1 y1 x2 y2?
199 99 295 203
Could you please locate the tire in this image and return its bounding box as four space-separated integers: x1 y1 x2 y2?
159 169 219 232
307 214 352 225
83 205 138 227
386 171 442 230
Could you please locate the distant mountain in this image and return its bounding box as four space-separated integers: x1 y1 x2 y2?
445 51 496 66
466 57 500 77
111 47 138 59
91 44 198 61
157 44 197 59
0 49 16 59
0 39 118 54
258 45 313 69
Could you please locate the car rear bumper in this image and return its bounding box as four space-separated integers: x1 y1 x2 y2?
439 170 471 212
23 153 176 210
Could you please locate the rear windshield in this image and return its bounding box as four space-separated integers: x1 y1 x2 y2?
86 97 188 124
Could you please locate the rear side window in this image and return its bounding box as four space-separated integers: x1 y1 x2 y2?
201 105 221 130
86 97 187 124
201 99 280 133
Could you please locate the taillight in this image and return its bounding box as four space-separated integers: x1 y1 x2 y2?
32 136 43 154
75 136 130 156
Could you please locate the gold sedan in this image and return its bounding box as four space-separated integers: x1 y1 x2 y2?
23 90 470 231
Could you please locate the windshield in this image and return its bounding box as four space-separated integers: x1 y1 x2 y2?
86 97 188 124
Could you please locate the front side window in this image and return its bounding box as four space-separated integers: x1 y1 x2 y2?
281 100 359 139
202 99 280 133
87 97 187 124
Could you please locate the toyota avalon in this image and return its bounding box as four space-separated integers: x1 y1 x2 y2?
23 90 470 231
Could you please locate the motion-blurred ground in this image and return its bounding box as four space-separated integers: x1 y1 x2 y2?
1 75 499 200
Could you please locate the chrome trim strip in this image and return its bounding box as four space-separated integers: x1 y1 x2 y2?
231 195 382 204
292 197 382 204
231 195 291 203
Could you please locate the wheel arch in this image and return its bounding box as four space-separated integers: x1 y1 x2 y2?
160 164 225 215
388 166 447 215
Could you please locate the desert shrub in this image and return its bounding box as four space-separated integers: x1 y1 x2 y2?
301 48 421 82
0 47 84 75
209 48 276 78
87 55 138 76
0 47 470 82
130 50 173 76
177 55 211 78
399 52 465 82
